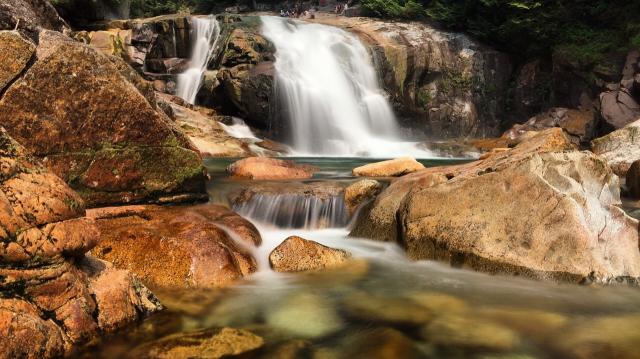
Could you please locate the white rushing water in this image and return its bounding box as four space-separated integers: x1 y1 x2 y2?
261 16 432 158
176 16 221 104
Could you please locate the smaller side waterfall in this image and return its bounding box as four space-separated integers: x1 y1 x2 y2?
176 16 220 104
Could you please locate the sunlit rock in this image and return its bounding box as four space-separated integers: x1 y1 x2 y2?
352 157 424 177
344 179 383 215
227 157 317 180
88 204 260 289
269 236 352 272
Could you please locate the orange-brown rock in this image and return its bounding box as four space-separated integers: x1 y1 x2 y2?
344 179 383 215
89 204 261 289
0 128 161 358
0 29 206 206
503 108 596 144
227 157 317 180
353 129 640 284
269 236 351 272
352 157 425 177
0 31 35 93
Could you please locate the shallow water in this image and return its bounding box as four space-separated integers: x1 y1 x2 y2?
77 158 640 358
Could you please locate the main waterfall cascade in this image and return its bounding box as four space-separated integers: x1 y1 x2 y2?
176 16 221 104
261 16 431 157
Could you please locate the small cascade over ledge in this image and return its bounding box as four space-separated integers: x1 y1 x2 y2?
177 15 220 104
260 16 431 158
228 182 350 229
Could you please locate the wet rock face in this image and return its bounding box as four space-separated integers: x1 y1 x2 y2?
89 204 261 289
0 128 161 358
344 179 382 215
312 17 512 138
269 236 352 272
0 29 207 206
198 20 279 136
0 0 68 33
227 157 317 180
354 129 640 284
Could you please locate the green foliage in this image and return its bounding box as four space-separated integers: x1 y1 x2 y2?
358 0 640 62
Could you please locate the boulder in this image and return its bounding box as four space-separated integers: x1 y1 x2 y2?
354 129 640 284
343 292 433 326
503 108 596 144
0 0 68 33
88 204 260 289
344 179 383 215
227 157 317 180
352 157 424 177
0 128 161 357
421 315 520 352
592 118 640 176
269 236 351 272
0 31 35 93
627 160 640 198
599 89 640 129
0 30 207 206
131 327 264 358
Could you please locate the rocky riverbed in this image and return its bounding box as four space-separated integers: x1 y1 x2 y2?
3 0 640 358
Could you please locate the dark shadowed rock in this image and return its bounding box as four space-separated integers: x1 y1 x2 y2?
0 29 206 206
626 160 640 198
599 89 640 129
269 236 351 272
89 204 260 289
0 0 68 33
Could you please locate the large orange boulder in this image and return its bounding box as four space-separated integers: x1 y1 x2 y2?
227 157 317 180
0 128 161 358
0 29 207 206
88 204 261 289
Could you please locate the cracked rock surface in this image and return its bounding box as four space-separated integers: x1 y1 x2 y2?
0 128 161 358
352 128 640 284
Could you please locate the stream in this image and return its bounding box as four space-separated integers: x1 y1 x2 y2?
76 158 640 358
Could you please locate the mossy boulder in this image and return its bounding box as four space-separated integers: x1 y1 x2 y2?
0 29 207 206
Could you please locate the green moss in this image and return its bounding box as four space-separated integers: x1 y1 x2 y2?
63 197 82 211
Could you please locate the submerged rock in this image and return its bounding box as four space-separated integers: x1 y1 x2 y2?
0 29 207 206
352 157 425 177
269 236 352 272
341 327 424 359
132 327 264 359
422 315 520 352
265 292 344 338
354 129 640 284
89 204 260 289
343 292 433 326
227 157 317 180
592 118 640 176
344 179 383 215
0 128 161 358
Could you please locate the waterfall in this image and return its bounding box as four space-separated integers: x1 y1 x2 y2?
261 16 428 157
176 16 220 104
232 193 349 229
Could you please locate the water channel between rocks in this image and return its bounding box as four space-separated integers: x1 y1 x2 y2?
76 157 640 359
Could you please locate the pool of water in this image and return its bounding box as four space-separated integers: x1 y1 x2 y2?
75 157 640 358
